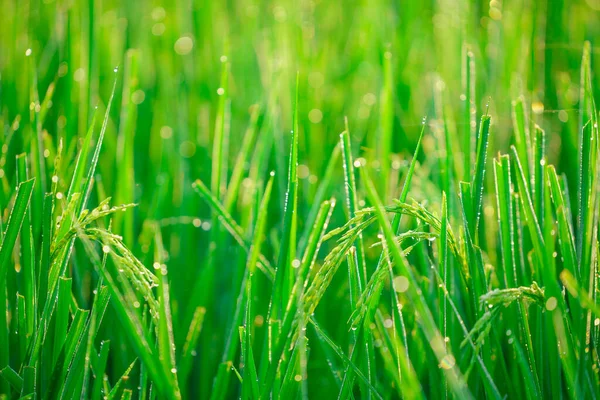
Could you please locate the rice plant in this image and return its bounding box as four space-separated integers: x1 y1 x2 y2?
1 0 600 399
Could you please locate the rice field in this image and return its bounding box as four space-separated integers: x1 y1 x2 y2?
1 0 600 399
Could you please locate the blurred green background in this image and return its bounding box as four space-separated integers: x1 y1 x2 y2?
1 0 600 397
3 0 600 207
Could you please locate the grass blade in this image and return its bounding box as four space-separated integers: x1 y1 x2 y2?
471 115 491 234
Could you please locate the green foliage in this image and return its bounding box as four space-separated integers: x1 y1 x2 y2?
1 0 600 399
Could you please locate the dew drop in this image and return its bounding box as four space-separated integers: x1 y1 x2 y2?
392 276 409 293
439 355 456 370
546 297 558 311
